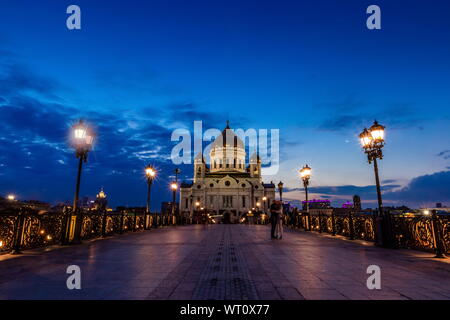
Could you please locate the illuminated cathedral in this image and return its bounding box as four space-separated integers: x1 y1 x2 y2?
180 123 275 223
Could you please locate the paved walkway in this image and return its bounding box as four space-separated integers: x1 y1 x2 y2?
0 224 449 300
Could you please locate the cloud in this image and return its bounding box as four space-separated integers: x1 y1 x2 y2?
0 51 225 207
437 150 450 160
384 170 450 203
284 183 400 199
0 62 62 99
284 171 450 208
317 99 425 132
382 179 398 184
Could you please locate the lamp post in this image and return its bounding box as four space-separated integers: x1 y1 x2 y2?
174 168 181 222
300 165 312 231
262 196 267 224
65 120 94 245
145 165 156 230
278 181 284 201
195 200 200 222
171 182 178 223
359 120 392 248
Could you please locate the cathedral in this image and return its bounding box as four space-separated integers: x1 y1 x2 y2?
180 123 276 223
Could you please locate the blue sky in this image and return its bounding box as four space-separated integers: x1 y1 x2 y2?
0 0 449 209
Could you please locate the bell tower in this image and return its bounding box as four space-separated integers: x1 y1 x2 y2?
194 153 206 183
249 153 261 178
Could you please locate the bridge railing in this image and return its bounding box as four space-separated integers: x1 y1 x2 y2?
285 211 449 255
0 208 189 254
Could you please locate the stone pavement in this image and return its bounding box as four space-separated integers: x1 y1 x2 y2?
0 224 449 300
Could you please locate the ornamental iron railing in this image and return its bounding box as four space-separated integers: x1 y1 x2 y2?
1 208 448 257
286 210 448 256
0 208 183 254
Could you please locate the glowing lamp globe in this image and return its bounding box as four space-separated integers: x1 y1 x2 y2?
369 120 385 143
300 165 312 179
359 128 373 148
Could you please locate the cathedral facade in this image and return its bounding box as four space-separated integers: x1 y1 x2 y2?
180 123 276 223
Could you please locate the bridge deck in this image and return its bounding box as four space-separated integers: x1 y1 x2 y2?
0 224 449 300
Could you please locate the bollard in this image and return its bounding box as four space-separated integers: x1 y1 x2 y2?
119 212 125 234
60 208 71 245
431 210 447 258
331 212 336 236
348 211 355 240
71 208 83 244
11 210 25 254
101 211 107 237
318 213 322 233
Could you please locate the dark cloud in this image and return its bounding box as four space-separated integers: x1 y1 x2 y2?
317 100 424 132
0 63 61 98
382 179 398 184
0 52 222 208
284 184 400 199
384 170 450 203
437 150 450 160
319 114 365 132
92 67 184 98
314 96 365 113
284 171 450 207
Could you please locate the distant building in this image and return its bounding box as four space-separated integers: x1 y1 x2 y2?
0 196 50 212
421 205 450 214
94 188 108 211
302 199 331 210
342 201 353 208
353 195 361 211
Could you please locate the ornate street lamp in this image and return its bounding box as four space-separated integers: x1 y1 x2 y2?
173 168 181 222
65 120 95 244
145 165 156 230
300 164 312 231
359 120 392 247
262 196 267 213
171 182 178 218
278 181 284 201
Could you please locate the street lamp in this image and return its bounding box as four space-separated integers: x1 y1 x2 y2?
359 120 391 247
7 194 15 201
171 182 178 219
66 120 95 244
145 165 156 229
262 196 267 213
278 181 284 201
300 164 312 231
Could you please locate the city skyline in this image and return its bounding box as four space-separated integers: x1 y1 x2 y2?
0 0 449 209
